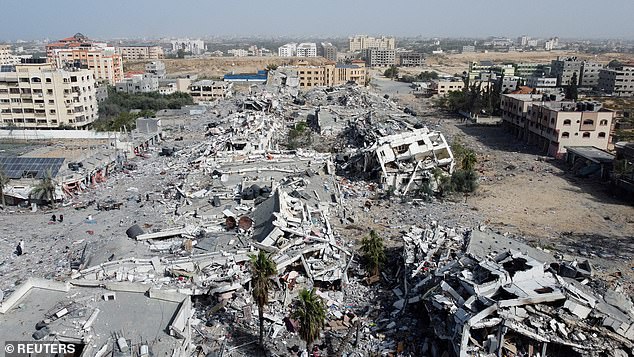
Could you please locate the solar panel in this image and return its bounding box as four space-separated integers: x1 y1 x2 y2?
0 157 65 179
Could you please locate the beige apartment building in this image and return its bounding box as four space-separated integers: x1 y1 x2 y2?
349 35 395 52
51 47 123 85
0 63 97 128
501 93 614 156
116 45 165 61
431 78 465 95
286 60 368 89
599 65 634 97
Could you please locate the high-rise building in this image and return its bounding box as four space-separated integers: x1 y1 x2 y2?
0 63 97 128
278 43 297 57
320 43 338 62
296 43 317 57
362 49 396 67
47 34 123 85
349 36 395 52
0 45 19 66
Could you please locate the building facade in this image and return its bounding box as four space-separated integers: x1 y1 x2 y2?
362 49 396 67
171 39 205 55
188 80 232 103
0 63 97 128
431 78 465 95
280 60 367 89
296 43 317 57
50 47 123 85
116 45 165 60
349 36 396 52
398 52 425 67
526 77 557 88
501 93 613 156
278 43 296 57
599 65 634 97
320 43 338 62
0 45 19 66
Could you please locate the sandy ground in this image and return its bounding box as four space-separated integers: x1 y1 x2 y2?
124 57 327 78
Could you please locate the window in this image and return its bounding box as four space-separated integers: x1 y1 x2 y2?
562 132 569 138
598 132 606 138
582 119 594 125
563 119 571 125
600 119 608 126
582 132 590 138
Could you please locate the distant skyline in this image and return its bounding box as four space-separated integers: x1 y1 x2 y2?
1 0 634 41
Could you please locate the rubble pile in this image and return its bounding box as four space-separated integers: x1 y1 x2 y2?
399 224 634 357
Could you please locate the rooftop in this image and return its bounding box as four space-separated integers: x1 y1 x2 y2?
565 146 615 163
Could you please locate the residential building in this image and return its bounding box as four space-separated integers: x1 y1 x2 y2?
45 33 92 58
278 43 296 57
518 36 529 47
228 49 249 57
279 60 367 89
50 46 123 85
145 61 166 79
398 52 425 67
171 39 205 55
115 73 158 94
501 93 614 156
188 80 232 103
551 56 582 86
349 35 395 52
296 43 317 57
0 62 97 128
500 76 520 92
468 61 515 81
599 65 634 97
462 45 475 53
544 38 558 51
514 63 551 78
0 45 19 66
320 43 338 62
580 61 603 88
362 48 396 67
431 78 465 95
526 77 557 88
116 45 164 60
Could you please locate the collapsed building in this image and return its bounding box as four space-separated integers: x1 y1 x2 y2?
341 127 455 194
399 224 634 357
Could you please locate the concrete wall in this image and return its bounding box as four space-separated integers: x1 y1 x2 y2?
0 129 121 140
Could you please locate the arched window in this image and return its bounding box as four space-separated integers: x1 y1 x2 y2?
563 119 571 125
600 119 608 126
582 132 591 138
598 132 606 138
562 132 570 138
31 77 41 83
582 119 594 125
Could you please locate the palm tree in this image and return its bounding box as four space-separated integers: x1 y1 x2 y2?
360 230 386 277
249 251 277 350
461 150 477 172
293 288 326 354
0 168 9 207
30 169 56 207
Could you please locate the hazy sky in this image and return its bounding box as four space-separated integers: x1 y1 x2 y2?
2 0 633 41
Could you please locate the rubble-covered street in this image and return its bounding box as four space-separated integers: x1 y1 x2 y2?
0 75 633 357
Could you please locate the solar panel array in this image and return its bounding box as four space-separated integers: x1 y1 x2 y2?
0 157 65 179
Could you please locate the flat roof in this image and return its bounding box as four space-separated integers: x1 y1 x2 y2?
565 146 615 163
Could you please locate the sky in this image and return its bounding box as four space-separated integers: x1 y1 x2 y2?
1 0 633 41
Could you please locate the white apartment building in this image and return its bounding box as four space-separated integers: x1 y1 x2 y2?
115 74 159 94
527 77 557 88
296 43 317 57
0 45 19 66
278 43 297 57
227 49 249 57
0 63 97 128
116 45 165 60
171 39 206 55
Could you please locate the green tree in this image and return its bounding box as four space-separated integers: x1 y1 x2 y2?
266 63 279 71
417 71 439 81
30 170 56 207
461 150 477 172
293 288 326 354
384 65 399 80
0 168 9 207
177 49 185 59
360 230 386 276
249 251 278 350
